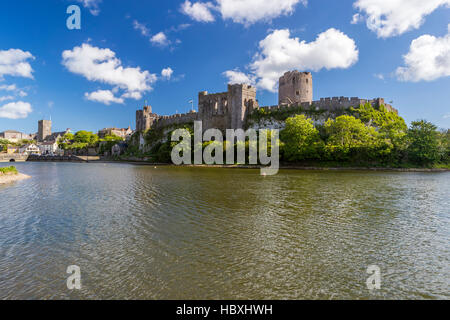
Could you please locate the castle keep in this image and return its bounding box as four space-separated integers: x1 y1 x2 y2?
136 70 397 132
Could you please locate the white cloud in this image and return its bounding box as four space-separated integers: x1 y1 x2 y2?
0 84 17 91
62 43 157 104
85 90 124 105
133 20 150 36
77 0 102 15
351 13 364 25
161 67 174 80
444 112 450 119
223 69 255 84
0 96 14 102
227 28 358 92
181 0 306 25
181 1 216 22
150 32 170 46
0 49 34 79
0 101 32 119
374 73 385 80
0 84 28 98
396 25 450 82
218 0 306 25
353 0 450 38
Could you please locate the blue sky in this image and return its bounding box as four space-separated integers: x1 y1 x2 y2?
0 0 449 134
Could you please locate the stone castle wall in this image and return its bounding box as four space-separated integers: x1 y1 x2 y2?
136 70 398 133
260 97 397 114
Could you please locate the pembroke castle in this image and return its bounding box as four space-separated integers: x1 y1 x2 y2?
136 70 398 132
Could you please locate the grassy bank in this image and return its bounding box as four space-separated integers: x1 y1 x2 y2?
0 166 31 185
0 166 18 175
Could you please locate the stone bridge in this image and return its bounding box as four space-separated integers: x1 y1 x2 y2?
0 154 29 162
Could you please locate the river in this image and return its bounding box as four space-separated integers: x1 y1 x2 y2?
0 162 448 299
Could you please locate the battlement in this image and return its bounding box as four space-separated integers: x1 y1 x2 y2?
260 97 397 114
153 111 198 129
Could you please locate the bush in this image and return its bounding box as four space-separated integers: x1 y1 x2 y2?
0 166 18 174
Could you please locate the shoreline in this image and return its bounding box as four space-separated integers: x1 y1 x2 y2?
91 160 450 172
0 173 31 185
23 158 450 172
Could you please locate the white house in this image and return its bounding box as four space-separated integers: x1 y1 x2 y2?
38 141 59 155
19 144 40 155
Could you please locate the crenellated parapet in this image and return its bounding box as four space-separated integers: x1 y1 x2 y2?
153 111 198 129
260 96 397 114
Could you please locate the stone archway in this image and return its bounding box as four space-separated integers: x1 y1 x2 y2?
9 159 15 162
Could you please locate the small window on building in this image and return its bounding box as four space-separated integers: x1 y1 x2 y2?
306 79 309 84
296 91 300 95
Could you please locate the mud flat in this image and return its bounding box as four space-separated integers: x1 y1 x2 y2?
0 173 31 185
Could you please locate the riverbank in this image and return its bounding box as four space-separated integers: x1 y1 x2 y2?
93 159 450 172
22 155 450 172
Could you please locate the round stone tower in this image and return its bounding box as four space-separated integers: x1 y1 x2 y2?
278 71 313 105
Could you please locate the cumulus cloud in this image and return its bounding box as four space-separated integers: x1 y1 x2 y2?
0 49 34 79
396 25 450 82
161 67 174 80
181 0 216 22
225 28 358 92
353 0 450 38
223 69 256 84
77 0 102 15
0 101 32 119
218 0 305 25
150 32 170 47
85 90 124 105
181 0 306 25
62 43 157 104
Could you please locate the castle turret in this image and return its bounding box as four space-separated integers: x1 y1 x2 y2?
136 105 158 132
278 71 313 105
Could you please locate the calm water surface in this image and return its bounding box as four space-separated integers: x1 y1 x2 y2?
0 162 449 299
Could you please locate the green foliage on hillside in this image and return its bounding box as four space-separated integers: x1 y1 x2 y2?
120 104 448 168
277 104 447 167
245 104 350 128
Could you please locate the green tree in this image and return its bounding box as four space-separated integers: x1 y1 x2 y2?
0 139 10 152
281 115 323 161
74 131 99 147
439 129 450 164
407 120 441 166
352 103 408 163
324 115 379 161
